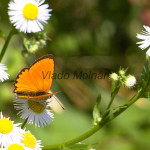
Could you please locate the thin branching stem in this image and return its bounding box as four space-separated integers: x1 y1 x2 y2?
0 29 16 62
21 118 28 129
42 88 144 150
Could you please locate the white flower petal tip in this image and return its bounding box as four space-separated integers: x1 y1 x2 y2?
8 0 52 33
136 25 150 55
146 48 150 56
0 63 10 82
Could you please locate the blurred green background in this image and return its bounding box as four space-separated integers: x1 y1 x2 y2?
0 0 150 150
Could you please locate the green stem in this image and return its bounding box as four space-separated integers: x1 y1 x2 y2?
103 88 143 124
21 118 28 129
106 84 120 110
0 29 16 62
43 89 143 150
106 94 115 110
43 124 102 150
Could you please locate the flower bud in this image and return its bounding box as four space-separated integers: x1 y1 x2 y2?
93 122 97 126
96 117 102 123
110 73 119 82
28 44 39 53
40 39 46 46
124 75 136 88
119 69 126 76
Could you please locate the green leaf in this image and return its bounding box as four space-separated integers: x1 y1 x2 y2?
63 143 95 150
139 55 149 88
93 93 101 125
0 29 5 39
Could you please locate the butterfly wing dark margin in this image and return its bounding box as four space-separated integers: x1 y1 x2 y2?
14 54 55 94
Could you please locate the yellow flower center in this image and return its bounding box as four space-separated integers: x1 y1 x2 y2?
23 3 38 20
28 100 45 113
21 132 36 148
8 144 25 150
0 118 13 134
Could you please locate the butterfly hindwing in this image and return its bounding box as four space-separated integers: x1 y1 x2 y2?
14 55 54 94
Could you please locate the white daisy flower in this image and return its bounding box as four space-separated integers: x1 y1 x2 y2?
136 25 150 56
21 131 42 150
0 131 42 150
14 99 54 127
0 112 23 148
0 63 10 82
8 0 52 33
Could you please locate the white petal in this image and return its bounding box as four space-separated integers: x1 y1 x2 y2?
0 64 9 82
146 48 150 56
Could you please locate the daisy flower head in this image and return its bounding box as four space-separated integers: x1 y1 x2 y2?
8 0 52 33
14 99 54 127
136 25 150 56
21 131 42 150
0 112 23 148
0 63 10 82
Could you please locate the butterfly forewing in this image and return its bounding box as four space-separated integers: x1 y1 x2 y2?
14 55 54 95
29 56 54 92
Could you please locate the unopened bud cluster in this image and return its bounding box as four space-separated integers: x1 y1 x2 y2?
23 32 48 54
110 68 136 88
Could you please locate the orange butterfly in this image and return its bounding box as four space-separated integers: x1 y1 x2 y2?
14 55 59 100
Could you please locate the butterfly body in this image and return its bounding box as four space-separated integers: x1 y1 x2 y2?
15 91 50 100
14 55 56 100
15 91 61 101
